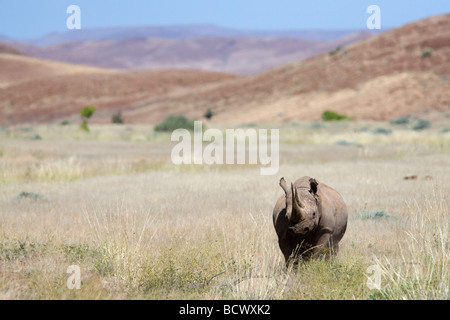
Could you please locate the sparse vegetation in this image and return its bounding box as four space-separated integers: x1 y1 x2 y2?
322 110 353 121
154 114 196 132
0 122 448 299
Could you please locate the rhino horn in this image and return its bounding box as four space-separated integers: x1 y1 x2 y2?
280 178 293 220
290 182 305 223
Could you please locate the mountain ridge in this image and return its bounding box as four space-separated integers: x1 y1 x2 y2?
8 24 383 47
8 29 375 74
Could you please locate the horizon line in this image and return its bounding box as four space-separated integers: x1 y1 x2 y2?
1 22 389 42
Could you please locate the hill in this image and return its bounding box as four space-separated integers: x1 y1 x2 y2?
0 43 22 55
122 14 449 123
12 33 373 74
0 15 449 125
0 53 238 125
0 52 119 89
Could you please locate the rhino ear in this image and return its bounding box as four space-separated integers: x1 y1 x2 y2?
279 177 289 195
309 178 318 195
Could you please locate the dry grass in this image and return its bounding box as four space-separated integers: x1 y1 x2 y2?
0 123 448 299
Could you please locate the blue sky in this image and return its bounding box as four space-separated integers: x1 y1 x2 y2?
1 0 449 39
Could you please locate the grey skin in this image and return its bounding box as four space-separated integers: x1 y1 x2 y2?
272 176 348 265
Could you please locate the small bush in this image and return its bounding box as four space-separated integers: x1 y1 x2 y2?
421 47 433 58
335 140 359 146
371 128 392 135
322 110 353 121
390 115 410 125
154 114 196 132
310 122 324 129
354 210 392 220
16 191 44 201
112 111 124 124
204 108 214 120
411 119 431 131
328 46 342 56
30 134 42 140
0 240 44 261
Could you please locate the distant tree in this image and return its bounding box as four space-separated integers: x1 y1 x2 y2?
112 111 124 124
204 108 214 120
80 105 96 132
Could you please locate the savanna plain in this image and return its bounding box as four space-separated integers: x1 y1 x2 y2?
0 119 448 300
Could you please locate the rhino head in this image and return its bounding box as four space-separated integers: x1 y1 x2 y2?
279 177 320 236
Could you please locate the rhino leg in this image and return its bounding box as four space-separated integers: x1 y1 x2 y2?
312 232 338 259
278 238 295 263
283 241 315 268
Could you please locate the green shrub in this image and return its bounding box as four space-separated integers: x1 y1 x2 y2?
334 140 359 146
204 108 214 120
310 122 324 129
322 110 353 121
371 128 392 135
411 119 431 131
390 115 410 125
328 46 342 56
80 106 95 119
112 111 124 124
0 240 44 261
80 105 96 132
421 47 433 58
154 114 196 132
30 134 42 140
16 191 44 201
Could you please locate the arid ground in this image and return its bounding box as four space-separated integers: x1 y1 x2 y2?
0 120 448 299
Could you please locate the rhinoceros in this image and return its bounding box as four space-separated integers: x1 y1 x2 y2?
273 176 348 265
